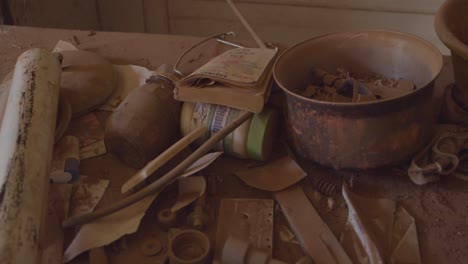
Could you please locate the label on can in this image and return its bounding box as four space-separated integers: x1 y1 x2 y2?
193 103 239 153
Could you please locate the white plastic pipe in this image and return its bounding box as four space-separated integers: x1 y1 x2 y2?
0 48 61 264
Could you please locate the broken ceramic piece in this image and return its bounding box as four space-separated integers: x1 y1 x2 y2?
171 176 206 213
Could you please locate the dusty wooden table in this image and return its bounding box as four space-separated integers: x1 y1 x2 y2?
0 26 466 264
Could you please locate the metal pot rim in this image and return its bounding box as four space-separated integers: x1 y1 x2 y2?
273 30 443 108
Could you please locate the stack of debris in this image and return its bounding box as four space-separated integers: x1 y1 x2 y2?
302 68 416 103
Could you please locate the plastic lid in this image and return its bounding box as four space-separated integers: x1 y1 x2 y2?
247 107 278 161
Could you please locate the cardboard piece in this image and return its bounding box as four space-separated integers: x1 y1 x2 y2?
234 155 306 191
340 184 421 264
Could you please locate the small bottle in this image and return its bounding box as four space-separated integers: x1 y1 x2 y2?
181 102 278 161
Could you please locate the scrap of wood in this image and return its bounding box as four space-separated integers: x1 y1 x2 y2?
274 185 351 264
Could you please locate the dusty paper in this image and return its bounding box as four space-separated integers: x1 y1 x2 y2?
63 155 218 262
66 113 105 148
63 193 158 262
69 178 110 218
182 48 277 85
341 184 421 264
80 140 107 160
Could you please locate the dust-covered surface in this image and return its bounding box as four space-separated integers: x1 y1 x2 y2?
346 170 468 264
0 26 464 263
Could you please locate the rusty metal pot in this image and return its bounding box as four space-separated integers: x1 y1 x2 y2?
435 0 468 104
273 31 443 169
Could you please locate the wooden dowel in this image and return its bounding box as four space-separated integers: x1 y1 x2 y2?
226 0 266 49
62 111 254 228
121 126 207 194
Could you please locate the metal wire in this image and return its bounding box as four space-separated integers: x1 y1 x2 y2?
173 31 245 77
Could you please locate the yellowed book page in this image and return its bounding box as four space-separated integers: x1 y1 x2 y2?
184 48 277 85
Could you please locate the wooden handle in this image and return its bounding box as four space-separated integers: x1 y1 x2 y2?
121 126 207 194
62 111 254 228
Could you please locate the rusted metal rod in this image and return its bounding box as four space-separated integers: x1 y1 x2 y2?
63 111 254 228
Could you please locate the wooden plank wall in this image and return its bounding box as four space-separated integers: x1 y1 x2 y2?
167 0 448 53
6 0 169 34
6 0 448 54
8 0 101 30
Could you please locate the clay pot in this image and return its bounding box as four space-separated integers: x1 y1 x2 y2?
274 31 443 169
435 0 468 104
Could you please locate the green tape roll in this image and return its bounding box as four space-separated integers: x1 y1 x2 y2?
247 107 278 161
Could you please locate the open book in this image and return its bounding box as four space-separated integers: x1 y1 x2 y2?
174 47 278 113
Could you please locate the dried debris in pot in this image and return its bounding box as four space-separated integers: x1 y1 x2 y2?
302 67 416 103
